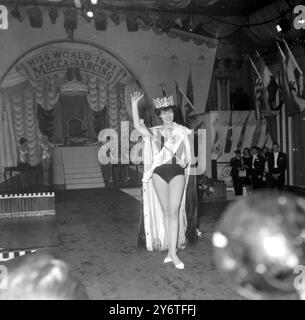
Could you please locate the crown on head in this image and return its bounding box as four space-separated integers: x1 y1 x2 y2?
153 95 174 109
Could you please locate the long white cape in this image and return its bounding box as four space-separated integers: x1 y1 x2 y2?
142 123 192 251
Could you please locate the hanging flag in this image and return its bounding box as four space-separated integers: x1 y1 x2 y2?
211 118 222 159
262 121 271 147
251 119 263 148
236 113 250 150
174 81 186 126
185 67 194 116
277 42 301 116
224 111 233 153
249 57 264 120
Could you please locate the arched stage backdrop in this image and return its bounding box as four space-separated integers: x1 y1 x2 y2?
0 40 154 172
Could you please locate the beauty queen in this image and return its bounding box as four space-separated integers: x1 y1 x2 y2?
131 91 195 270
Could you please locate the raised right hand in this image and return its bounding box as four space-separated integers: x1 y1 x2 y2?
131 91 144 104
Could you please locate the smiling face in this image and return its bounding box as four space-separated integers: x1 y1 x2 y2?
159 108 174 125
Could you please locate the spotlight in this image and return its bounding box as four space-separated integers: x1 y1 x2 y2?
26 6 43 28
90 0 98 4
126 14 139 32
86 10 94 18
276 17 291 33
10 6 23 22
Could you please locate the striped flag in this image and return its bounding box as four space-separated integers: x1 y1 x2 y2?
251 119 263 148
224 111 233 153
278 40 305 115
256 52 281 116
250 58 264 120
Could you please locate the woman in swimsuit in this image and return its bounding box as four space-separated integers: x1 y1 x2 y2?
131 91 193 270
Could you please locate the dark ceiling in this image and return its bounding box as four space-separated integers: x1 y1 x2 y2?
0 0 280 17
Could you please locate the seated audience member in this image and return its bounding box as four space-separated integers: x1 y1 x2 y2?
0 253 88 300
266 142 287 190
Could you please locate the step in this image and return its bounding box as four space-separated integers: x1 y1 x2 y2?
66 182 105 190
65 172 103 179
65 177 104 184
64 167 101 174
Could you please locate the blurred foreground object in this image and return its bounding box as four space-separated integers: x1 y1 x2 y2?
213 192 305 300
0 253 88 300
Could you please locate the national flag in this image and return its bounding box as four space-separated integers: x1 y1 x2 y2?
249 57 264 120
283 40 305 114
224 111 233 153
184 68 194 118
277 42 301 116
262 120 272 148
255 52 281 117
174 81 186 126
236 113 250 150
211 118 222 158
161 85 167 97
251 119 263 148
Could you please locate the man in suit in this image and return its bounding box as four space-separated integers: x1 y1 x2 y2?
230 150 243 196
249 146 265 189
266 143 287 190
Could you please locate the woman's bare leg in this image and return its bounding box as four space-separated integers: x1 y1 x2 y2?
152 174 169 254
168 174 185 266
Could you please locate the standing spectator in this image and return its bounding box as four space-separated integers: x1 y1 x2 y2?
242 147 252 188
266 143 287 190
250 146 265 190
230 150 243 196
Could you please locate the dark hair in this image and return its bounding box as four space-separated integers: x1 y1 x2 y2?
243 147 250 154
0 253 89 300
273 142 279 147
19 137 27 145
154 105 176 117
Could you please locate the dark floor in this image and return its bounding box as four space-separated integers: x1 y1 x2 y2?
0 171 241 299
11 188 241 299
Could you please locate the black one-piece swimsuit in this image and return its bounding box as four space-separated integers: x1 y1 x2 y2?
153 136 184 183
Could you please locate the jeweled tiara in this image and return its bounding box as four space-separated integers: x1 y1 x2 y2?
153 95 174 109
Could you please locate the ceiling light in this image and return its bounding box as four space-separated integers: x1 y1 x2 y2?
90 0 98 4
86 10 94 18
276 16 291 33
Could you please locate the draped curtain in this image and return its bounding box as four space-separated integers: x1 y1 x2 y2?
6 82 41 165
0 90 17 173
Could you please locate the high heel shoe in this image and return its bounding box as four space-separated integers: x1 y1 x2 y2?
164 256 172 263
174 261 184 270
